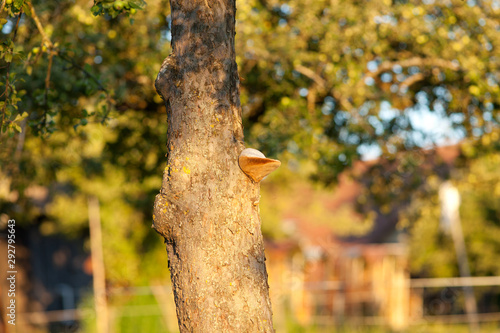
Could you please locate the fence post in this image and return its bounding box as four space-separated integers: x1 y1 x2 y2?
439 182 479 333
88 196 109 333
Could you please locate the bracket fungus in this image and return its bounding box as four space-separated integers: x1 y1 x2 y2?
238 148 281 182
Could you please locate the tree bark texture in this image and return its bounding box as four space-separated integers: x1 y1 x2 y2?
153 1 274 332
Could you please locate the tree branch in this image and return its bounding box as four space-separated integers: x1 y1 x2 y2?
1 10 22 133
294 64 327 90
0 0 6 14
399 73 425 92
291 57 462 150
24 2 58 131
365 57 460 81
27 2 54 49
58 53 108 93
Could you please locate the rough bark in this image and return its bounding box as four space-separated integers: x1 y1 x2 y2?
153 1 274 331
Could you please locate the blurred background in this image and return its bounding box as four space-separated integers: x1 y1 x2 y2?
1 0 500 332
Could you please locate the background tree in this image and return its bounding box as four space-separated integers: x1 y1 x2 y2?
2 0 499 213
234 0 500 211
1 3 174 331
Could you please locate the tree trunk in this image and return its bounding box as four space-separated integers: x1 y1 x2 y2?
153 1 274 331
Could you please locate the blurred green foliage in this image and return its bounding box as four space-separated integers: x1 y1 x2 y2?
408 152 500 278
0 0 499 295
260 169 374 239
91 0 146 18
236 0 499 184
1 0 171 285
80 292 173 333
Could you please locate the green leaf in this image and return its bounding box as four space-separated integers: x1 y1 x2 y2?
13 123 22 133
84 63 92 72
128 1 144 9
13 112 28 122
91 4 102 16
22 3 31 16
4 53 12 63
13 0 24 10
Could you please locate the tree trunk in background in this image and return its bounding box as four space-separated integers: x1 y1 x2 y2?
153 1 274 331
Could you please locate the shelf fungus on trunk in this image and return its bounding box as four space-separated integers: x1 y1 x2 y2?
238 148 281 182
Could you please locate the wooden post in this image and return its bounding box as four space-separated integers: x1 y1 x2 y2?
439 182 479 333
88 196 109 333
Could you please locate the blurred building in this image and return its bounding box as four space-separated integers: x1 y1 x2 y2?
265 145 463 330
266 227 410 330
0 212 92 332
